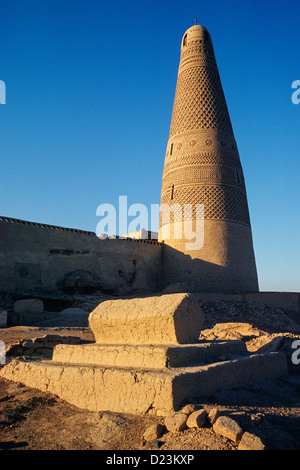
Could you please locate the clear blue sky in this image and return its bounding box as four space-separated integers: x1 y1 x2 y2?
1 0 299 292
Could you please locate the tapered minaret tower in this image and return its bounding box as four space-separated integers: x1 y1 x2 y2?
159 23 259 292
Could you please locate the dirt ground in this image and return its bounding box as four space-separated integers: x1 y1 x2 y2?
1 296 300 451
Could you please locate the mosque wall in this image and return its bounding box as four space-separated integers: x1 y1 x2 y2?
0 217 163 298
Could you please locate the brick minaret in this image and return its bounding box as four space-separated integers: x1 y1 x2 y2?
159 24 259 292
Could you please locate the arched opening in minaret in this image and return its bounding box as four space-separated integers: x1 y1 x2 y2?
171 184 175 200
183 34 187 46
170 143 173 156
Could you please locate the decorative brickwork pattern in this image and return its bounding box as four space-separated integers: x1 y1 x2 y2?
160 25 252 228
169 66 233 137
161 185 250 226
163 152 240 173
161 166 244 195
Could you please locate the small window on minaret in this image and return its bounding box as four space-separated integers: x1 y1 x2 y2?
170 143 173 156
236 169 240 183
183 34 187 46
171 184 175 200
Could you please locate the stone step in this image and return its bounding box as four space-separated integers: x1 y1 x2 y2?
1 351 288 416
52 340 248 369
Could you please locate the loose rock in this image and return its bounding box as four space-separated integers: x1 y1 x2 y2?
207 408 221 425
180 404 201 415
186 409 207 428
213 416 243 443
238 432 265 450
164 412 188 433
143 423 164 442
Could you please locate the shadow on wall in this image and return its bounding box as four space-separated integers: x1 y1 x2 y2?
3 247 259 302
10 263 156 299
161 244 259 294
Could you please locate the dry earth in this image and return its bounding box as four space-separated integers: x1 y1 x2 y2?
1 295 300 451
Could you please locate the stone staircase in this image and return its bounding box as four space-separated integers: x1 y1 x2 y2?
1 293 288 416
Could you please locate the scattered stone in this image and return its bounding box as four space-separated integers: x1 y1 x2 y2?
213 416 243 443
238 432 265 450
186 409 207 428
164 412 188 433
250 412 264 423
207 408 221 425
14 299 44 314
200 322 263 341
143 423 164 442
180 404 201 415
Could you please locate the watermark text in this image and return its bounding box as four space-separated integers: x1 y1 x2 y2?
291 80 300 104
96 196 204 251
291 340 300 365
0 340 6 364
0 80 6 104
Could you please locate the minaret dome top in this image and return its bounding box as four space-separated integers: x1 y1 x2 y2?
181 24 211 49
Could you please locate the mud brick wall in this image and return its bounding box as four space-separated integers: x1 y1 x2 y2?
0 217 163 297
